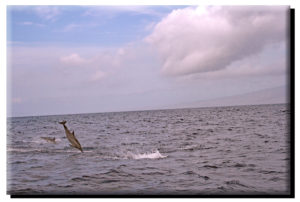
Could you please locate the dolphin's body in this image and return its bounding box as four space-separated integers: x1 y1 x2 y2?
41 137 56 143
59 121 83 152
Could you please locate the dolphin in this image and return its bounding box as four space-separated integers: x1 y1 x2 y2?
41 137 56 143
59 120 83 152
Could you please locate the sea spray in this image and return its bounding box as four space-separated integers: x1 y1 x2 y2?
126 150 167 160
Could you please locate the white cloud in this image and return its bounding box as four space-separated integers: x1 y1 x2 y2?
62 23 82 32
20 21 33 25
180 42 287 80
57 47 137 83
83 6 164 18
60 22 99 32
34 6 60 21
60 53 88 66
90 70 107 81
19 21 45 27
188 55 286 81
146 6 288 76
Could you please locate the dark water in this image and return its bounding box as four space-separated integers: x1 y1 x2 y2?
7 104 290 195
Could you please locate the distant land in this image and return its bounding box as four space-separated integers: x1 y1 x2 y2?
168 86 288 109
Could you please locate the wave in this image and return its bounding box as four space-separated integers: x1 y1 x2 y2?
181 144 217 151
225 180 249 188
21 137 62 145
7 147 86 154
7 148 45 153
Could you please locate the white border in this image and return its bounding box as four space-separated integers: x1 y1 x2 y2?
0 0 297 6
1 0 298 201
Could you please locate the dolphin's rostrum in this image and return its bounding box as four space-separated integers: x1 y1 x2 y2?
59 120 83 152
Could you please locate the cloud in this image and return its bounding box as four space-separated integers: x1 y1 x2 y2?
178 41 287 80
19 21 45 27
61 22 99 32
146 6 288 76
62 23 82 32
34 6 60 21
57 47 137 83
21 21 32 25
83 6 164 18
8 44 160 107
60 53 88 66
189 55 286 81
90 70 107 81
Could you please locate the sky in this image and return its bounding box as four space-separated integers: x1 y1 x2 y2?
6 5 289 117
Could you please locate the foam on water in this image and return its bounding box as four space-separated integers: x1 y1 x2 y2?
22 137 62 145
126 150 167 160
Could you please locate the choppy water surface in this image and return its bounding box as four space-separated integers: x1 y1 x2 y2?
7 104 290 195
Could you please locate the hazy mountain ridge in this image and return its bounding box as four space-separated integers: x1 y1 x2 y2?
173 86 288 109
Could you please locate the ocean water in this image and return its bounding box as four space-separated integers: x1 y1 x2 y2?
7 104 291 195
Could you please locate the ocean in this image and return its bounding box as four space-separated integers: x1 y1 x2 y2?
7 104 291 196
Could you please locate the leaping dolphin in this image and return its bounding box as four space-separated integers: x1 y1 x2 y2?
59 120 83 152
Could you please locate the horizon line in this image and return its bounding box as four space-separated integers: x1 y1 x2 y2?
7 102 289 119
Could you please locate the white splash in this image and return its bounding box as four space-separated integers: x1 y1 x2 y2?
127 150 167 160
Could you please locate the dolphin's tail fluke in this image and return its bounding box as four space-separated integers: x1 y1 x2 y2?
59 120 67 125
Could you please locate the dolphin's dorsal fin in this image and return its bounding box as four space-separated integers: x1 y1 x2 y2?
72 131 75 135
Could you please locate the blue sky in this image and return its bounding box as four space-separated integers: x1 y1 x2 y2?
7 6 185 46
7 6 289 117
